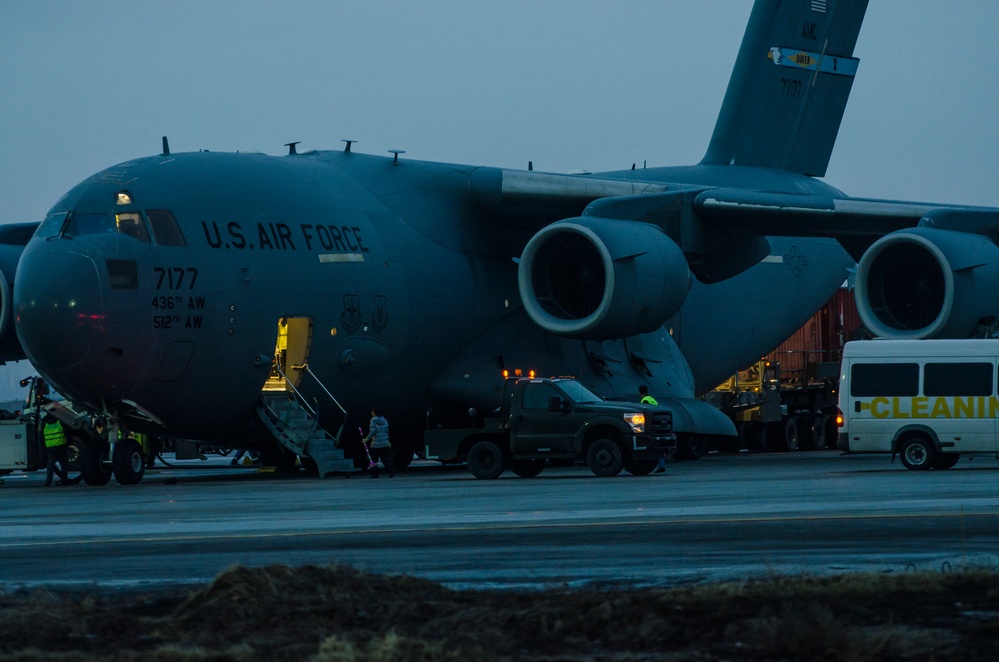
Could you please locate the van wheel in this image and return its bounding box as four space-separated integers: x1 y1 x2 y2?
587 438 623 477
511 459 545 478
932 453 960 470
899 437 935 471
467 441 506 479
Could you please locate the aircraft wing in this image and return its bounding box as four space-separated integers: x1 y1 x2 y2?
695 188 999 259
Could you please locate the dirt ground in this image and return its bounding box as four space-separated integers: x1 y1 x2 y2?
1 565 997 661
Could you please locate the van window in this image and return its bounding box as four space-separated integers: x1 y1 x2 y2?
850 363 919 397
924 362 993 396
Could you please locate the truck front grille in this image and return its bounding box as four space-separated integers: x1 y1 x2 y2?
650 413 672 434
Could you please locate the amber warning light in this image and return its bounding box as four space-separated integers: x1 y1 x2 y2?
502 369 536 379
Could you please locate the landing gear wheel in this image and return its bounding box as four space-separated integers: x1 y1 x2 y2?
899 437 935 471
65 435 83 472
81 440 112 486
467 441 506 479
623 458 658 476
113 438 146 485
676 434 706 460
587 438 623 477
932 453 960 470
511 458 545 478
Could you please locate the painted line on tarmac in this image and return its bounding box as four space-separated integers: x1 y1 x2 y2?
1 510 996 549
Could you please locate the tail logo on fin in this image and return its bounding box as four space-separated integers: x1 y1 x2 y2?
767 47 859 77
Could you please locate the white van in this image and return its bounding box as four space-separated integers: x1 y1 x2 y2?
838 339 999 470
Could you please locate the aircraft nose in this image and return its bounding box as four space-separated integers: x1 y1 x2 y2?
14 241 105 382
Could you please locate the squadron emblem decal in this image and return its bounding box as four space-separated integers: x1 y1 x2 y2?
341 295 362 333
784 245 808 277
372 295 389 334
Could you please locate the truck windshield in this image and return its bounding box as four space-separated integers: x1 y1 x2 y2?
556 380 603 403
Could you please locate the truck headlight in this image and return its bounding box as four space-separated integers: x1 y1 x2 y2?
624 412 645 434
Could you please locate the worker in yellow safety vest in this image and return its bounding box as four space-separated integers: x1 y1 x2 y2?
42 413 70 486
639 386 667 475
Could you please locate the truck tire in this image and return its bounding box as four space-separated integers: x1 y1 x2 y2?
738 421 766 451
467 441 506 479
81 439 112 486
511 458 545 478
586 438 623 477
810 416 828 450
624 458 657 476
767 418 799 452
899 436 934 471
113 438 146 485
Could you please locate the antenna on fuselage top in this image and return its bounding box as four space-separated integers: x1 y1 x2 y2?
161 136 170 156
285 142 300 155
342 139 356 153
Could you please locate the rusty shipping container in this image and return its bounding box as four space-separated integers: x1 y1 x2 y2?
764 288 861 383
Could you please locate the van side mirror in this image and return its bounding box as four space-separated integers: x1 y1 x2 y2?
548 396 564 413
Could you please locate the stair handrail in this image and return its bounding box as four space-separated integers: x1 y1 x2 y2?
272 363 319 420
289 363 349 444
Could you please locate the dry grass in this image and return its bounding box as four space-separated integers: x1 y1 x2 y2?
2 565 997 660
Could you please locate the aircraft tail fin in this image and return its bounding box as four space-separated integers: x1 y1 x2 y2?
700 0 868 177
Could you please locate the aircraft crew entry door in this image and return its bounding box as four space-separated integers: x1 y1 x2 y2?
263 316 314 392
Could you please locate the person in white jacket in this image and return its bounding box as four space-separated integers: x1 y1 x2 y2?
363 408 393 478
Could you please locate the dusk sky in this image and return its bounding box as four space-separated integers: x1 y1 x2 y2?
0 1 997 394
2 1 997 224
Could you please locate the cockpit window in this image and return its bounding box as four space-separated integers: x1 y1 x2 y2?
146 209 187 247
35 212 68 239
115 213 150 243
64 212 115 237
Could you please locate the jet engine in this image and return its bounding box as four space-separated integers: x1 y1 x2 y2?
855 227 999 339
518 217 690 339
0 244 27 361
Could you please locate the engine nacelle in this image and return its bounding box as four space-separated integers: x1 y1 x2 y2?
0 244 27 362
518 217 690 339
856 227 999 339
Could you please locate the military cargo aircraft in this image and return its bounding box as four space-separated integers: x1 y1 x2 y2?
3 0 997 484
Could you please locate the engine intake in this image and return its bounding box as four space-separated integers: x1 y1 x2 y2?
856 227 999 339
0 244 27 362
518 217 690 339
